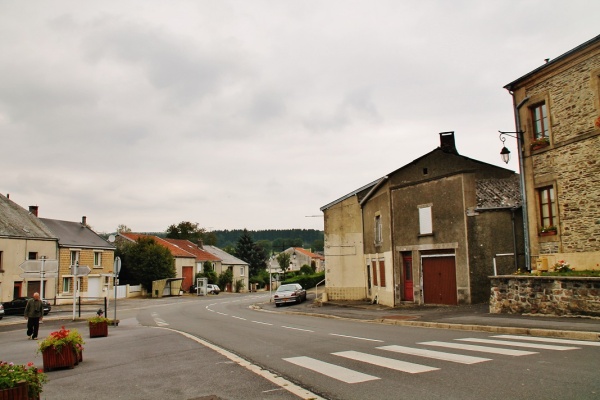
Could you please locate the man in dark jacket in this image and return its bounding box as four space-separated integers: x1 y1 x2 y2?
24 292 43 340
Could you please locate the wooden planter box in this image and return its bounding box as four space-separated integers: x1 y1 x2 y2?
42 346 76 372
0 381 28 400
89 321 108 338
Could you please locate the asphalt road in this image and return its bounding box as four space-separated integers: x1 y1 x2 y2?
136 293 600 400
2 293 599 399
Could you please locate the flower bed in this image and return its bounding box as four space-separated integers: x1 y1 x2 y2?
0 361 46 399
38 327 84 372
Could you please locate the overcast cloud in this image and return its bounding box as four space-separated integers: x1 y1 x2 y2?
1 1 598 233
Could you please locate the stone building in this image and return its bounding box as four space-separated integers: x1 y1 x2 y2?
504 34 600 271
321 132 523 306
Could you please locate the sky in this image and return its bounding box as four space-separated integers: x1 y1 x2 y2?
1 1 599 234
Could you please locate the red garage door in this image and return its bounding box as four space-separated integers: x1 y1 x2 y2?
422 256 457 305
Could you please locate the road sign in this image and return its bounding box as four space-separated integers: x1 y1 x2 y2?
114 256 122 276
76 265 91 276
19 272 58 279
19 259 58 272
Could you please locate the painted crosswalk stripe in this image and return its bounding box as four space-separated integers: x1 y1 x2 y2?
493 335 600 347
283 356 379 383
378 345 491 364
456 338 579 351
420 341 537 356
333 351 439 374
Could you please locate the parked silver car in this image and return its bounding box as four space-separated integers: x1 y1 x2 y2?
273 283 307 307
206 284 220 294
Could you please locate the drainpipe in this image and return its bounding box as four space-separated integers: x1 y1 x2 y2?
511 93 531 271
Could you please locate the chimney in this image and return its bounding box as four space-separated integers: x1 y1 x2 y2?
439 131 459 155
29 206 39 217
82 216 87 226
197 239 204 249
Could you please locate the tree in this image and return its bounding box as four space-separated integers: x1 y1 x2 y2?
166 221 205 243
117 224 132 233
218 269 233 290
276 252 291 280
234 229 267 277
117 237 175 291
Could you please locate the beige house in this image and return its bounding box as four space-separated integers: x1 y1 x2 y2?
40 216 115 304
0 195 58 302
504 34 600 271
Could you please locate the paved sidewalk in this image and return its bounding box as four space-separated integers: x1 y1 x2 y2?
266 296 600 341
0 318 306 400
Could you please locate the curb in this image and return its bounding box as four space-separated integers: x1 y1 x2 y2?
255 305 600 342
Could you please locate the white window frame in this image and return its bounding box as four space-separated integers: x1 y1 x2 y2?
419 204 433 235
62 277 71 293
94 251 102 268
70 250 79 266
374 215 383 245
240 266 245 276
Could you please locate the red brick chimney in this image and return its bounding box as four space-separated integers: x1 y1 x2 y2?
29 206 39 217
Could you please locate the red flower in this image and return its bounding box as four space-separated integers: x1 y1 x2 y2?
595 116 600 128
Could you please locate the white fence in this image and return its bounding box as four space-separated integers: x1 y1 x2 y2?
116 284 142 299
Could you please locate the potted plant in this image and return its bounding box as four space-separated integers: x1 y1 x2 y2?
37 327 84 372
530 136 550 150
540 225 557 236
88 315 110 338
0 361 47 400
553 260 572 273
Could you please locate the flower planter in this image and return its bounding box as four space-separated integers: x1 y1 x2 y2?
42 346 76 372
531 143 549 151
72 346 83 365
0 381 28 400
540 231 557 236
89 321 108 338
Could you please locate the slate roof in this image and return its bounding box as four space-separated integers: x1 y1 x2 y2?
163 239 222 262
202 245 248 266
118 233 196 258
476 175 522 209
0 194 56 240
39 218 115 249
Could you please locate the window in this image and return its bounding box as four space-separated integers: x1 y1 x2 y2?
28 252 38 260
94 251 102 268
70 251 79 266
538 186 557 229
375 215 383 245
240 266 245 276
378 259 386 287
531 103 549 140
419 205 433 235
62 277 71 293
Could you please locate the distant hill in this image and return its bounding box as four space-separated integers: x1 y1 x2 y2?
212 229 324 251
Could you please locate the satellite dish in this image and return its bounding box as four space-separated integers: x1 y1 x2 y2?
108 235 116 243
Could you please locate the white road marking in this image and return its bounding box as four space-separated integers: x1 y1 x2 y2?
493 335 600 347
281 326 314 333
284 356 379 383
216 312 228 316
251 321 273 326
160 328 324 399
379 345 491 364
333 351 439 374
421 341 537 356
329 333 384 343
231 316 247 321
456 338 579 351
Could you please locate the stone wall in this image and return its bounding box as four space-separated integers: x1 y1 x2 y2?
490 275 600 316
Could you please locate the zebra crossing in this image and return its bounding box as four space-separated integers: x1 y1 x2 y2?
283 335 595 384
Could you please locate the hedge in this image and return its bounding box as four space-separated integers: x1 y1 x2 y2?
282 272 325 289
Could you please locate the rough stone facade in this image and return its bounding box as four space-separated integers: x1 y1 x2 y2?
506 35 600 270
490 276 600 316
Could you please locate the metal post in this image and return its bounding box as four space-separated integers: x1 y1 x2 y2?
72 262 78 321
114 276 117 325
40 256 46 301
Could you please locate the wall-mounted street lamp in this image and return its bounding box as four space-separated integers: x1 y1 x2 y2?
498 130 522 164
498 129 530 271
